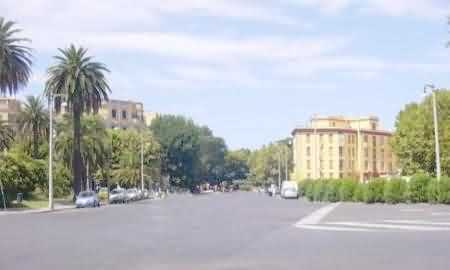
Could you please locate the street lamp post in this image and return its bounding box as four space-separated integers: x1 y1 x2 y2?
48 94 54 210
424 84 441 181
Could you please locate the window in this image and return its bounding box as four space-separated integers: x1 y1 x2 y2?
339 160 344 170
372 135 377 147
320 159 323 169
372 149 377 160
373 161 377 172
352 148 355 157
306 146 311 156
121 110 127 119
365 161 369 170
380 136 384 145
329 160 333 170
364 135 368 143
131 112 138 119
328 134 333 143
307 160 311 170
339 146 343 157
381 148 385 158
111 109 117 119
364 148 368 158
339 173 344 178
306 134 310 143
329 146 333 154
372 122 377 130
319 134 324 143
331 122 336 127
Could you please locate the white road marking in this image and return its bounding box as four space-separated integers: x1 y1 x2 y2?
327 221 450 231
432 212 450 216
296 224 372 232
294 203 341 226
384 220 450 226
400 209 424 212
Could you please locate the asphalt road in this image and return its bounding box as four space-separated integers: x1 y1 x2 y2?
1 192 450 270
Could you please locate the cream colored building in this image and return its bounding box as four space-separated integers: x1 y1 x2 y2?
292 115 398 181
143 111 159 127
0 97 21 130
97 99 144 129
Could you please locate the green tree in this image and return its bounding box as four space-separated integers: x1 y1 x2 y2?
198 126 227 184
0 120 13 151
110 128 160 188
150 115 201 188
17 96 49 158
0 17 32 95
54 114 109 190
45 45 110 196
391 90 450 176
223 149 250 181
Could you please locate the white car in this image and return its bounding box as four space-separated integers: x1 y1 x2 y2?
281 181 299 199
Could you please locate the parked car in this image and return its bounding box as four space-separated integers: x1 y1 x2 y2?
76 191 100 208
126 188 139 201
281 181 299 199
109 189 127 204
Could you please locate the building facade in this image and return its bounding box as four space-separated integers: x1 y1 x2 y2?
143 111 159 127
0 97 21 130
292 115 398 181
98 99 144 129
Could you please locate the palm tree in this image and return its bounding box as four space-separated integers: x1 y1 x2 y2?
0 120 13 151
0 17 32 95
17 96 48 158
45 45 110 196
55 114 109 191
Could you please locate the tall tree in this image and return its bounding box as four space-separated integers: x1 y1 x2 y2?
391 89 450 176
198 126 227 184
17 95 48 158
150 115 201 188
54 114 109 191
0 17 32 95
45 45 110 196
0 120 13 151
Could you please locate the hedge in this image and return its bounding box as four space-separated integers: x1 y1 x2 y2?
298 174 450 204
384 178 407 204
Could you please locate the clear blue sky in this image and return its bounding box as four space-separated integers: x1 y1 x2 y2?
3 0 450 149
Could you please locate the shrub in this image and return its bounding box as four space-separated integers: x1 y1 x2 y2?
438 176 450 204
427 178 440 204
384 178 407 204
325 180 341 202
353 182 366 202
298 180 311 197
364 178 385 203
304 180 315 201
408 174 431 203
313 179 328 201
339 179 357 201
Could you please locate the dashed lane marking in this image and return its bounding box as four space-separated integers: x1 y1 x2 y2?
326 221 450 231
294 203 341 227
384 220 450 226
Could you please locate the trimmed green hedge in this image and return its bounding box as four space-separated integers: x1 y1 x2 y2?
298 174 450 204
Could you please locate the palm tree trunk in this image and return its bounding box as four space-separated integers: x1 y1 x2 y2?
32 123 39 159
72 106 83 198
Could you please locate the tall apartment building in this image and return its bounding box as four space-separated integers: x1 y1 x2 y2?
97 99 144 129
0 97 21 130
292 115 398 181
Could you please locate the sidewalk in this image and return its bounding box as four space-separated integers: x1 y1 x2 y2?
0 204 75 216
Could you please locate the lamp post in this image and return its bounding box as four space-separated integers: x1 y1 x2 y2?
48 93 65 210
424 84 441 181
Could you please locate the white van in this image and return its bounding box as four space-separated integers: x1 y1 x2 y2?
281 181 299 199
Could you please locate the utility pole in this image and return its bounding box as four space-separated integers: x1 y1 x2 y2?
141 132 144 190
425 84 441 181
278 152 281 190
48 94 54 210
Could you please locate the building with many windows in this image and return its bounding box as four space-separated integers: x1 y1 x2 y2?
292 115 398 181
97 99 144 129
0 97 21 130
